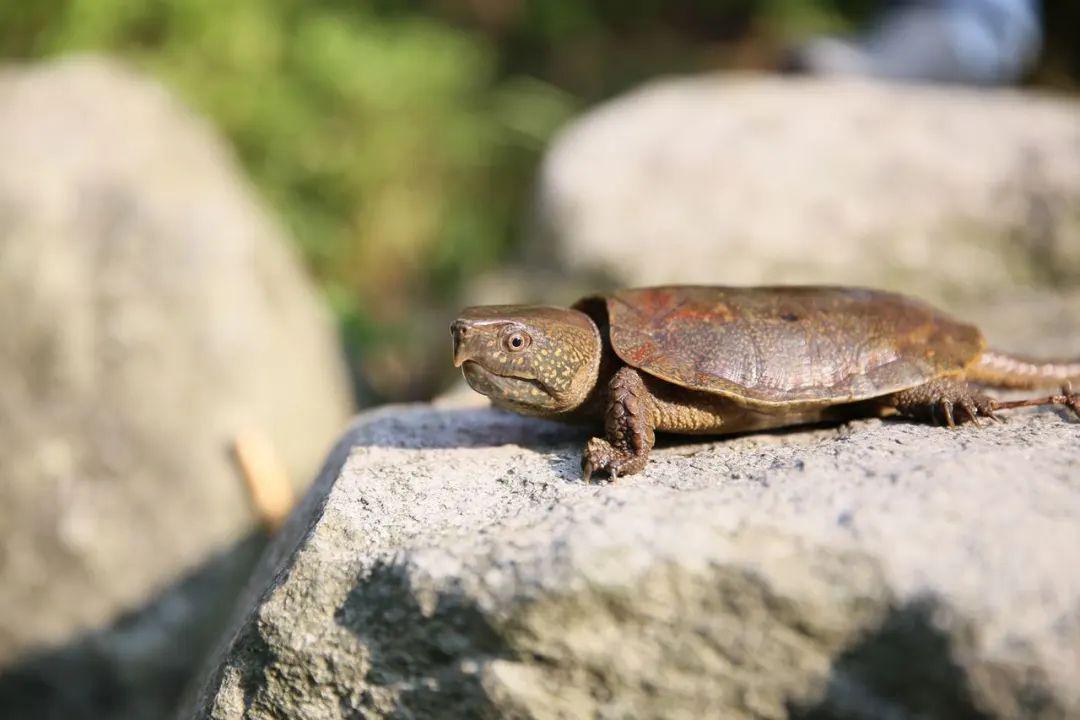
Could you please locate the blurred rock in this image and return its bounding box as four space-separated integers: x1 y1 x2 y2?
956 288 1080 360
532 75 1080 303
0 57 353 718
189 402 1080 719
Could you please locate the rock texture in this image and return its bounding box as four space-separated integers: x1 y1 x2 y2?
532 75 1080 299
189 399 1080 719
0 57 353 718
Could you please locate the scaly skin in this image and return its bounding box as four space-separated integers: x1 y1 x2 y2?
581 367 654 481
452 288 1080 481
967 351 1080 389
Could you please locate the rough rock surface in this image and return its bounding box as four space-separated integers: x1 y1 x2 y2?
0 57 353 718
189 398 1080 719
532 75 1080 300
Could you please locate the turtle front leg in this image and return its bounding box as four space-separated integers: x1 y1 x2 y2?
582 367 656 481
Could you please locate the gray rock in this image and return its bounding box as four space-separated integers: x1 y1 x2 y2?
532 75 1080 301
188 399 1080 719
0 57 353 718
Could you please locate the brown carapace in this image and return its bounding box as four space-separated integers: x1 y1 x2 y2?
452 286 1080 480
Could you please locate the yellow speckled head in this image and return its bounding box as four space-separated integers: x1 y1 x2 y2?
451 305 601 414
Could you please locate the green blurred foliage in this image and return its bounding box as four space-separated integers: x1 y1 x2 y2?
0 0 581 400
0 0 1072 400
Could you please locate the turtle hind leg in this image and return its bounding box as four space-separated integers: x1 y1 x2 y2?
582 367 655 482
887 377 1001 427
993 381 1080 417
886 377 1080 427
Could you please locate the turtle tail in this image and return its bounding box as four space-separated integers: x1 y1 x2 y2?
967 350 1080 389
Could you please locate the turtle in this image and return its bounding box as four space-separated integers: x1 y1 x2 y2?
451 285 1080 480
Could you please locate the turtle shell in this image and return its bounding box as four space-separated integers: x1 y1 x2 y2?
579 286 985 406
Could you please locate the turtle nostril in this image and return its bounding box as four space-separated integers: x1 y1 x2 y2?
451 320 471 351
451 321 472 367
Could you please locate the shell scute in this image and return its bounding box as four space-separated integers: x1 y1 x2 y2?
597 286 985 405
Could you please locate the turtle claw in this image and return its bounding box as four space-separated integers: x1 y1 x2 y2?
939 399 956 428
1062 382 1080 418
582 437 615 483
959 398 982 427
581 436 647 482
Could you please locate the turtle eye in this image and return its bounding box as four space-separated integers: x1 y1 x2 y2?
504 330 530 353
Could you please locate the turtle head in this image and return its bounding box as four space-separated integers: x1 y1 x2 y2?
451 305 602 414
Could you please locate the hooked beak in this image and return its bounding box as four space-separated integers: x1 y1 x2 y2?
450 319 471 367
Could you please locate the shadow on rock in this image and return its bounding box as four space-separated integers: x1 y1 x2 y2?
331 405 864 485
342 404 844 454
790 598 995 720
334 560 514 718
313 405 590 483
343 405 587 451
331 574 1024 718
0 533 267 720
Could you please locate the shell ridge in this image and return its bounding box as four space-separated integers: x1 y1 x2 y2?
604 286 984 405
